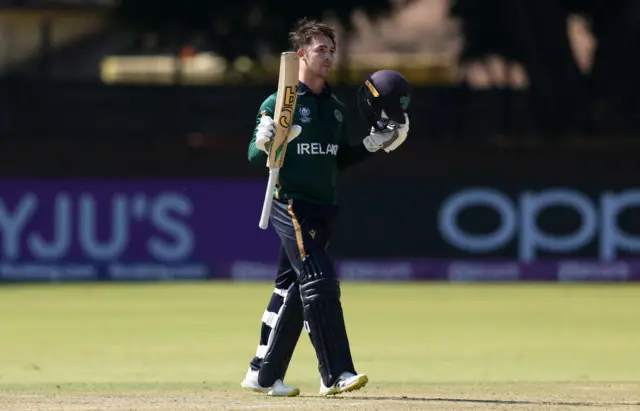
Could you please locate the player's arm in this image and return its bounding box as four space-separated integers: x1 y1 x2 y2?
337 112 410 171
248 95 276 165
336 118 373 171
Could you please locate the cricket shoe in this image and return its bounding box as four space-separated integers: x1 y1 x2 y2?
319 372 369 396
240 368 300 397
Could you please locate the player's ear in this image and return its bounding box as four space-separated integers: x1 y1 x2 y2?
297 48 305 59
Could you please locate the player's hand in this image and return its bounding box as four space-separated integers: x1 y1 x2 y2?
382 113 409 153
362 113 410 153
256 115 302 154
256 115 276 153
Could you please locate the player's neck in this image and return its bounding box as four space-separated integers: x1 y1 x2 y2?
300 71 325 94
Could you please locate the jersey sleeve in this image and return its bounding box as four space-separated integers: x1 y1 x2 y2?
336 110 373 171
248 94 277 164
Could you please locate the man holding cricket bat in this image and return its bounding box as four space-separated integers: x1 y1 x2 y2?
241 18 411 397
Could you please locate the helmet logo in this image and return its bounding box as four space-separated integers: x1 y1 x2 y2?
400 96 410 110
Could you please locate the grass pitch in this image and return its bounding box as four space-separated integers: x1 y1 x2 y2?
0 281 639 410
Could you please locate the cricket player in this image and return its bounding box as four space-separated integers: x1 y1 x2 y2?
241 18 411 397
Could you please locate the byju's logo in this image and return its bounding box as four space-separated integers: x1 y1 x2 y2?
0 192 194 262
437 188 640 261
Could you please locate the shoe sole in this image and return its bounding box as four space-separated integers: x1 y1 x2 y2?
321 374 369 396
242 384 300 397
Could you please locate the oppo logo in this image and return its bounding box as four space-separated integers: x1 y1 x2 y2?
438 188 640 261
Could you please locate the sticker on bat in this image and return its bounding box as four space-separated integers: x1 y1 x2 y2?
279 85 297 128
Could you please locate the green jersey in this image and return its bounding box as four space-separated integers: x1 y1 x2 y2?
248 82 371 205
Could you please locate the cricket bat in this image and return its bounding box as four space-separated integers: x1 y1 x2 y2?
258 51 300 229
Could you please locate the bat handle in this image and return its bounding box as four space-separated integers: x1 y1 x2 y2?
259 168 279 230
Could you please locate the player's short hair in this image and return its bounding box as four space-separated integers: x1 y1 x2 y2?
289 18 336 51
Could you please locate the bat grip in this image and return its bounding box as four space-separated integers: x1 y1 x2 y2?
259 168 279 230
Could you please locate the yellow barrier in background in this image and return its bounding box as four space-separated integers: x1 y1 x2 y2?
100 52 456 86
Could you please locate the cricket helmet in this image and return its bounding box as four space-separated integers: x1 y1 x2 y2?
357 69 411 132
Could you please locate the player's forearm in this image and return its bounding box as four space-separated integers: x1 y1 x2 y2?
337 143 372 170
248 139 267 164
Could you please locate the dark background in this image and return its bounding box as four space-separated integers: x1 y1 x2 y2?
2 0 640 262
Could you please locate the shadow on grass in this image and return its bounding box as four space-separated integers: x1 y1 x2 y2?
327 396 640 407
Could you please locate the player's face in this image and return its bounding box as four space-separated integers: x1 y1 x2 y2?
302 35 336 79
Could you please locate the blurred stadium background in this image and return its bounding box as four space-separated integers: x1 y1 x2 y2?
1 0 639 283
2 1 640 409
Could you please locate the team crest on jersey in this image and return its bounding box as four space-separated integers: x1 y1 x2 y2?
299 106 312 123
334 109 343 122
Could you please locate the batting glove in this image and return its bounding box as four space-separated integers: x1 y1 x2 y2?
256 115 302 153
362 113 410 153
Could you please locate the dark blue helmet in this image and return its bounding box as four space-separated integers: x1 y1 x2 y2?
357 69 411 132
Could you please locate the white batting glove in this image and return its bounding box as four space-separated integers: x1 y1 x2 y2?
255 116 276 153
382 113 409 153
256 115 302 153
362 113 410 153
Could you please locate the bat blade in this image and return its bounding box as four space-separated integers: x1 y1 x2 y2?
267 52 300 169
259 52 300 230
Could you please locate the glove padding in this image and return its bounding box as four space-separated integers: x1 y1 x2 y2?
256 115 302 154
362 113 410 153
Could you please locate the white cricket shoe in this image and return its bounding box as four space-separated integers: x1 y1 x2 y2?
319 372 368 396
240 368 300 397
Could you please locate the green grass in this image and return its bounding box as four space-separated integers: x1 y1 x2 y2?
1 281 639 394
